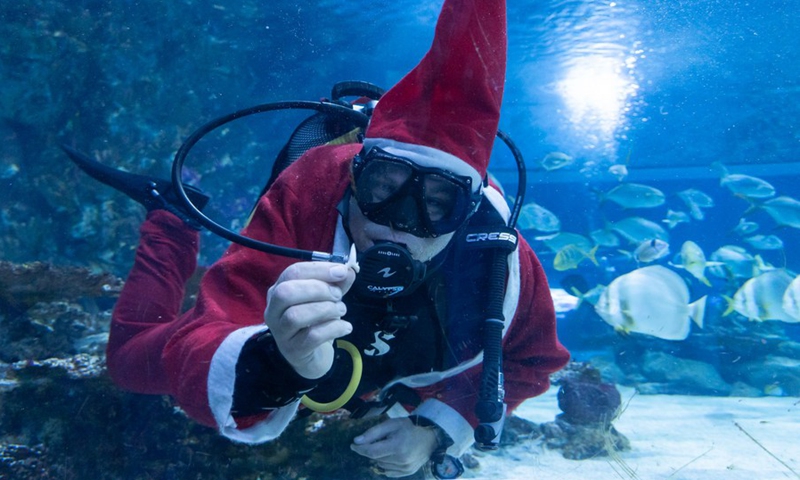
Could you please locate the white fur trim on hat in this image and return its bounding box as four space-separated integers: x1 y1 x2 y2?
363 137 483 193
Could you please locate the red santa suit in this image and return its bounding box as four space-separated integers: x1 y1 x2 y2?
108 141 569 455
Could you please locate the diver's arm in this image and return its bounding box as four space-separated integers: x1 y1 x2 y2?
160 144 361 442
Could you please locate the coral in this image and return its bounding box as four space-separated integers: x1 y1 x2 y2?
552 361 622 425
0 443 52 480
557 377 622 425
541 418 630 460
542 362 631 460
0 261 122 314
0 354 402 480
500 415 542 446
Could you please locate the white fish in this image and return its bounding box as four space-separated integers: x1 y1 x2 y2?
608 164 628 181
534 232 593 252
517 202 561 232
569 284 607 307
744 234 784 251
761 196 800 229
610 217 669 244
590 228 620 248
731 218 759 236
678 241 712 286
602 183 666 209
708 245 757 280
677 189 714 220
728 269 797 322
663 210 691 229
721 173 775 199
678 188 715 208
782 275 800 321
540 152 574 171
754 254 776 274
594 265 706 340
633 238 670 263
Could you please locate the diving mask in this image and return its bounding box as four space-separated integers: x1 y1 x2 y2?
352 147 481 238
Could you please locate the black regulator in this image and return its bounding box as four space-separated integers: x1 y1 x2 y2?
351 242 428 298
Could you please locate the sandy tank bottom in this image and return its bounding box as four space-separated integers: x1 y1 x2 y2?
463 387 799 480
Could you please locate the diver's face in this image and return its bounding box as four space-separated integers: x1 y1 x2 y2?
347 197 454 262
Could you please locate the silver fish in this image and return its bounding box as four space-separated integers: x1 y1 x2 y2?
663 209 692 229
677 188 714 220
744 234 784 251
761 196 800 229
728 269 796 322
708 245 757 280
535 232 593 252
633 238 670 263
721 173 775 199
608 164 629 181
782 275 800 322
590 228 620 248
603 183 666 209
610 217 669 244
540 152 574 171
517 202 561 232
731 218 759 236
595 265 706 340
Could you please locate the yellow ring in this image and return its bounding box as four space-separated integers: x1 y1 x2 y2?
301 339 363 412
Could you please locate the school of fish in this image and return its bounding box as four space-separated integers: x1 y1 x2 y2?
520 160 800 341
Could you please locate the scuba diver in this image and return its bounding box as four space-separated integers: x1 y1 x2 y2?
63 0 569 477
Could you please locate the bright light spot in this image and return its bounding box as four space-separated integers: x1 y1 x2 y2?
557 55 637 139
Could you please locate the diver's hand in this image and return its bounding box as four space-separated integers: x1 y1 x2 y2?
350 417 439 478
264 262 356 380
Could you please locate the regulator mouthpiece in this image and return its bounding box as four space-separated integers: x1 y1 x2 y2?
351 242 426 298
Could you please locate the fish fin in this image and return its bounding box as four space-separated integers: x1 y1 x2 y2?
689 296 707 328
722 295 735 316
711 161 728 178
668 261 685 270
699 275 712 287
568 286 588 299
587 245 600 266
617 249 632 259
569 287 585 308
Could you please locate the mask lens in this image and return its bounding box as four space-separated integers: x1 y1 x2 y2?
355 160 413 205
354 150 475 237
423 174 458 223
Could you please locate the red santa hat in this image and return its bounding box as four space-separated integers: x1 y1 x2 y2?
363 0 507 192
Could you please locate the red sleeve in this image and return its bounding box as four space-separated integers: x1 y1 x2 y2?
160 143 361 426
